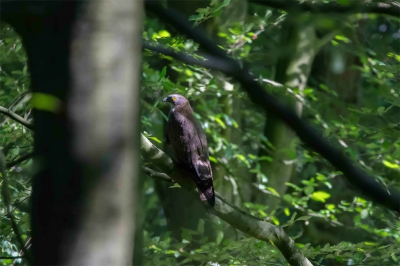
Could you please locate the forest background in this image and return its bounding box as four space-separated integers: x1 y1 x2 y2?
0 0 399 265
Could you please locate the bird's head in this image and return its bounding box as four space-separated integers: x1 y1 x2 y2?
163 94 190 109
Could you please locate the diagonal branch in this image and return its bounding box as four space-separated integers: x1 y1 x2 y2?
0 256 24 260
0 106 33 130
249 0 400 18
144 1 400 213
141 134 313 266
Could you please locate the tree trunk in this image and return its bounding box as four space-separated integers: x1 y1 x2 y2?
253 18 319 211
2 1 143 264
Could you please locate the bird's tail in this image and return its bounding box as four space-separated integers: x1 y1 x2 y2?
199 185 215 215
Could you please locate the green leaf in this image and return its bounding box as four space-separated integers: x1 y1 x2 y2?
360 107 371 113
169 183 181 189
209 156 217 163
304 186 314 195
216 231 224 245
179 258 192 264
311 191 331 202
335 35 351 43
214 117 226 129
191 254 205 261
195 8 209 13
382 160 399 169
158 30 171 38
197 219 204 234
237 154 250 168
271 216 280 225
335 256 344 263
258 156 272 162
148 136 162 143
290 212 297 223
377 106 385 115
188 14 204 21
296 216 312 221
181 229 192 242
213 0 230 12
12 146 20 156
326 204 335 210
232 119 239 128
158 66 167 81
31 93 61 113
284 208 290 216
266 187 280 197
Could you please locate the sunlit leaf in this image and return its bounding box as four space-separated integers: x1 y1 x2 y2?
209 156 217 163
382 160 399 169
266 187 280 197
31 93 61 113
148 136 162 143
214 117 226 129
169 183 181 189
311 191 331 202
158 30 171 38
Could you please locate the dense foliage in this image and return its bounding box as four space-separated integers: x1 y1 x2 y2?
1 0 399 265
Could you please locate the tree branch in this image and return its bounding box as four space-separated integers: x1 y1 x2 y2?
0 256 24 260
0 106 33 130
0 150 32 262
249 0 400 18
141 134 313 266
143 42 236 73
144 1 400 213
6 152 34 169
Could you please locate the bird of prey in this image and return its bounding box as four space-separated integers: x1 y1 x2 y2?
163 94 215 208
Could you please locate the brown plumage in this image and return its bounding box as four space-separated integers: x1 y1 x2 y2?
163 94 215 208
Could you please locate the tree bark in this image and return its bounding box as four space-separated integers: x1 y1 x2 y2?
2 1 143 264
252 18 318 210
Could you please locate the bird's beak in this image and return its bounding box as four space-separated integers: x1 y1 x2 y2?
163 97 168 102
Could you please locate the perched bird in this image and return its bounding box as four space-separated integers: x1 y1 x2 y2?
163 94 215 208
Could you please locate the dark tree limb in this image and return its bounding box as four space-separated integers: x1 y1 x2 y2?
6 152 34 169
0 106 33 130
249 0 400 18
0 150 32 262
0 256 24 260
144 1 400 213
143 42 235 73
141 134 313 266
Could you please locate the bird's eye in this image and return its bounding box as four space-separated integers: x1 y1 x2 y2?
172 97 177 101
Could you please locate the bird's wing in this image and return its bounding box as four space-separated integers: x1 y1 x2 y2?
187 118 215 207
